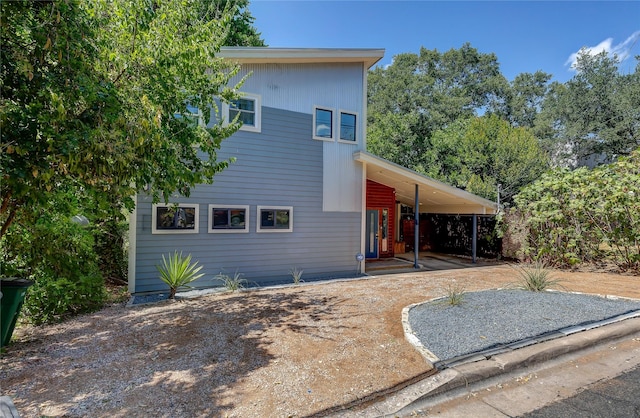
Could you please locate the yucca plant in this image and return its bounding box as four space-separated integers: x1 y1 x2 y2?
157 251 204 299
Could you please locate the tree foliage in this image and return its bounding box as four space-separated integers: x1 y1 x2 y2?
425 115 550 203
368 43 508 147
197 0 266 47
534 51 640 167
1 0 245 238
511 150 640 271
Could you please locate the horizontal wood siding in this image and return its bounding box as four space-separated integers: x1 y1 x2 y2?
133 107 362 293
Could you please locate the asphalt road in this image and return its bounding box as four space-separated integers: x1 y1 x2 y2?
523 365 640 418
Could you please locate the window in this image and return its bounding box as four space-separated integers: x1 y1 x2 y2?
223 92 261 133
339 111 357 142
152 204 199 234
175 103 203 127
313 106 334 140
208 205 249 233
257 206 293 232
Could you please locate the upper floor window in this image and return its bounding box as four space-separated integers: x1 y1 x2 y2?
223 92 261 133
313 106 334 141
208 204 249 233
152 203 199 234
339 111 357 142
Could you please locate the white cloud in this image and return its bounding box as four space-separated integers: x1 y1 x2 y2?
565 30 640 70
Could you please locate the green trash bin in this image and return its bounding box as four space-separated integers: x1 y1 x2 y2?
1 277 34 347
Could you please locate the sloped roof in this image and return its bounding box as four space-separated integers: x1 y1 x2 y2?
354 151 497 214
218 47 385 69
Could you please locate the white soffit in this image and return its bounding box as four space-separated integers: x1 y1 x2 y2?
219 47 385 69
354 151 497 214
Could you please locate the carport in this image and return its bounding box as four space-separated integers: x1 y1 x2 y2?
354 151 498 271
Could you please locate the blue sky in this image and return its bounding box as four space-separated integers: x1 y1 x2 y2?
250 1 640 83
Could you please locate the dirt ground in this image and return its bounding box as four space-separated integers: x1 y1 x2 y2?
1 265 639 417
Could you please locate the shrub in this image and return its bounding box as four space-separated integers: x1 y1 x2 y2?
513 262 563 292
1 190 108 324
511 150 640 271
156 251 204 299
440 281 466 306
23 274 106 325
216 270 247 292
290 267 304 285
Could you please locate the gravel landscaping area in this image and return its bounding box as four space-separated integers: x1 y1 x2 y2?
1 265 639 417
408 289 640 361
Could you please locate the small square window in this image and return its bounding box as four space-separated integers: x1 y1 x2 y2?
152 204 199 234
257 206 293 233
208 205 249 233
313 106 334 140
339 111 357 142
223 93 261 133
229 99 255 126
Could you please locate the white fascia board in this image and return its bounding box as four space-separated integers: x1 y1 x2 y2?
219 47 385 69
354 151 498 211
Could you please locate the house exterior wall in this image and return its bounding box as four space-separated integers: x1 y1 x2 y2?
226 63 366 212
131 61 367 293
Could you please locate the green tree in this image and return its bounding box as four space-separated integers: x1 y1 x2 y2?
493 71 552 129
197 0 266 46
426 115 550 203
367 43 509 170
1 0 244 237
535 51 640 167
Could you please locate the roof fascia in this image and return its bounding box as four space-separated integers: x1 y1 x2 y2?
219 47 385 69
354 151 498 210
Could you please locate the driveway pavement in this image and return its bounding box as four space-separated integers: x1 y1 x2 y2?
348 317 640 417
523 363 640 418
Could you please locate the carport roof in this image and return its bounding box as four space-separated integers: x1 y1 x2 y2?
354 151 497 214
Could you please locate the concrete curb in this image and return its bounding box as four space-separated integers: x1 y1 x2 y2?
353 316 640 417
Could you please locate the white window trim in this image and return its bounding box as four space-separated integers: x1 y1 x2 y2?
312 106 335 141
208 204 250 234
256 205 293 233
338 109 359 144
152 203 199 234
222 92 262 133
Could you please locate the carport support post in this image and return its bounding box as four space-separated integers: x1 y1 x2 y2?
414 184 419 269
472 214 477 264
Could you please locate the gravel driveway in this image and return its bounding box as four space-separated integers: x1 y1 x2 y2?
1 265 639 417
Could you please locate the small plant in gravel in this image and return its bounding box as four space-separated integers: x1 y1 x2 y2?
217 270 247 292
513 261 563 291
441 281 466 306
290 267 304 285
157 251 204 299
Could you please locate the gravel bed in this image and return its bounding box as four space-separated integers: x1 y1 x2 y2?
408 289 640 361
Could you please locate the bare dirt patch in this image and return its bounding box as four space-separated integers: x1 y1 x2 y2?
1 266 638 417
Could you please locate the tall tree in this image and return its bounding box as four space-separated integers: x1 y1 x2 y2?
491 71 552 129
535 51 640 167
197 0 266 46
425 115 550 203
1 0 244 237
367 43 509 171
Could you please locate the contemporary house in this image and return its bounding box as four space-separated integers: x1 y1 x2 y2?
128 47 497 294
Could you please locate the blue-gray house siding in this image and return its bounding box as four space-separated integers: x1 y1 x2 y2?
132 106 362 293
